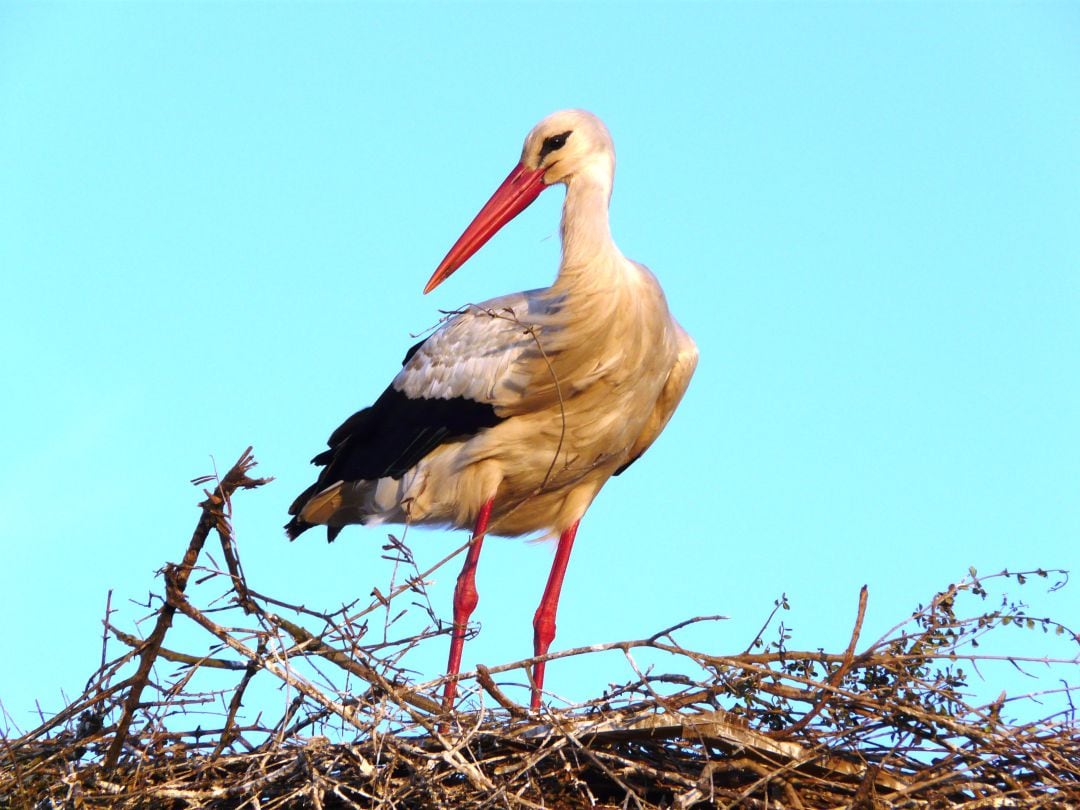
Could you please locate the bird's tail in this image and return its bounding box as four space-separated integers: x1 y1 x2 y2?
285 481 346 542
284 514 315 541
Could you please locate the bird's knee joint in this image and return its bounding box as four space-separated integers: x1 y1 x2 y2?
454 579 479 616
533 609 557 648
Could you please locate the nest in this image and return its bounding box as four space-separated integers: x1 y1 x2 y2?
2 449 1077 808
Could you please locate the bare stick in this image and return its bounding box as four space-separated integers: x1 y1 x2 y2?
103 447 269 769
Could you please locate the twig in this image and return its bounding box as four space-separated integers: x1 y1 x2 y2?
770 584 868 740
103 447 269 768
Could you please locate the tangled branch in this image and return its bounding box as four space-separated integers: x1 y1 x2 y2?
2 449 1077 808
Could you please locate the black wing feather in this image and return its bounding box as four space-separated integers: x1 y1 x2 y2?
286 385 503 539
612 453 642 477
317 387 501 481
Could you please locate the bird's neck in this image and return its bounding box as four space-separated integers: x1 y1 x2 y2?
554 169 622 291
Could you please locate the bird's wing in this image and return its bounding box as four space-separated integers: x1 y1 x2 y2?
614 322 698 476
392 290 553 410
288 291 550 530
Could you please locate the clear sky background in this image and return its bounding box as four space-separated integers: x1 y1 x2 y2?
1 3 1077 730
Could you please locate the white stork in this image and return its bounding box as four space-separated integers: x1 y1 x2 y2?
287 109 698 711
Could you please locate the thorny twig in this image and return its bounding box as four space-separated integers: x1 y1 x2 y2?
3 451 1077 810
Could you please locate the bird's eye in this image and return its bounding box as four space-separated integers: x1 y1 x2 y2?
539 131 572 160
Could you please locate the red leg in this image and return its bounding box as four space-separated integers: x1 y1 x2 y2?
442 498 494 711
531 520 580 710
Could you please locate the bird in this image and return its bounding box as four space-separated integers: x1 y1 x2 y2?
286 109 698 712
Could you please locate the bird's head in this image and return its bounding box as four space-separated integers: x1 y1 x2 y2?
520 109 615 187
424 109 614 294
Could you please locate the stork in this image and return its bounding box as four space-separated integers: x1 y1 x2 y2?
287 109 697 712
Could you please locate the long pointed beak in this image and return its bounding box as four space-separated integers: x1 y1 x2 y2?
424 163 548 294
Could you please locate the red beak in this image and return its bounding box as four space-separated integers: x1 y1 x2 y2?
424 163 549 294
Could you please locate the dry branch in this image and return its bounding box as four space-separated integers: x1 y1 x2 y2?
2 449 1078 809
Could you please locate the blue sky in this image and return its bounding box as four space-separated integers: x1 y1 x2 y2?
1 3 1077 729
